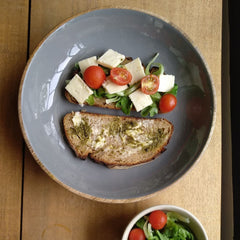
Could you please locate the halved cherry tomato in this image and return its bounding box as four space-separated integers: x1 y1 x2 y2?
141 75 159 95
110 67 132 85
128 228 145 240
83 66 106 89
149 210 167 230
159 93 177 113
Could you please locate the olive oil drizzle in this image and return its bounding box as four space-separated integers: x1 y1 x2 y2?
71 116 167 152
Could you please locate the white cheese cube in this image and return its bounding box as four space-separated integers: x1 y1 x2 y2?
65 74 93 105
124 58 145 85
97 49 125 69
158 74 175 92
78 56 98 73
129 89 153 112
102 79 128 94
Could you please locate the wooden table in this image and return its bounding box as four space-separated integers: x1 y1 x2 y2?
0 1 222 239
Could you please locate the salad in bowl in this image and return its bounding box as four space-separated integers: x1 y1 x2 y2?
122 205 208 240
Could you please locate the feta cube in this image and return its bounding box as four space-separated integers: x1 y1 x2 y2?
97 49 125 69
158 74 175 92
129 89 153 112
102 79 128 94
78 56 98 73
65 74 93 105
124 58 145 85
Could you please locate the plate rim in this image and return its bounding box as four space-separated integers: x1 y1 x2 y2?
18 6 217 203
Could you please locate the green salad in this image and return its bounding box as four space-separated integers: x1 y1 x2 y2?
128 210 195 240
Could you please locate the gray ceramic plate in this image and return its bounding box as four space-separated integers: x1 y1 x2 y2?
18 8 215 202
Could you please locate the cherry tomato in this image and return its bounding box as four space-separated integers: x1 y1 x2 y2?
149 210 167 230
128 228 145 240
141 75 159 95
83 66 106 89
159 94 177 113
110 67 132 85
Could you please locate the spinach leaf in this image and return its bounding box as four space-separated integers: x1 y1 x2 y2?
115 100 122 109
141 106 152 117
118 96 132 115
141 92 162 117
73 63 83 77
85 94 94 105
74 62 80 70
151 92 161 102
166 84 178 96
99 66 110 75
93 87 106 98
149 103 159 117
141 103 159 117
65 79 71 85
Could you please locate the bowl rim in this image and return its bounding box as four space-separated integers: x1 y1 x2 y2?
18 6 216 203
121 204 208 240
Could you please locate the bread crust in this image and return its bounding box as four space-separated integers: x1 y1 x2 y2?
63 111 173 169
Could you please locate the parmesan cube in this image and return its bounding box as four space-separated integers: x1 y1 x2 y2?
65 74 93 105
78 56 98 73
97 49 125 69
129 89 153 112
124 58 145 85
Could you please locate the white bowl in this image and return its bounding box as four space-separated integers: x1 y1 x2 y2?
122 205 208 240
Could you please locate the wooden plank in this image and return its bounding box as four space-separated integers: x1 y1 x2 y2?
221 0 233 238
0 0 29 239
22 1 222 239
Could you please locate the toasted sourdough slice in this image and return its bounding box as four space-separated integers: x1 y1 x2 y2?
63 111 174 169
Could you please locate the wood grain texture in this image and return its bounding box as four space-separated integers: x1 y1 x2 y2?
0 1 29 239
21 1 222 240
